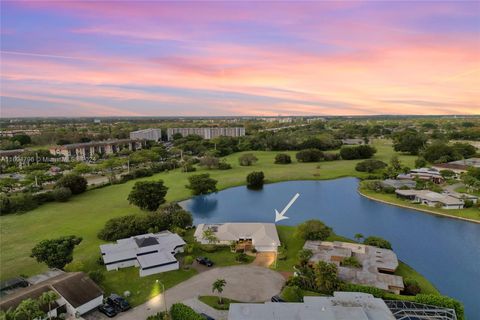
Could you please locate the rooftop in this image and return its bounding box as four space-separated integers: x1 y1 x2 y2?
395 189 464 205
194 223 281 247
228 292 396 320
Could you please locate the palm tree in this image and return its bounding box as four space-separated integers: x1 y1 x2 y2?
212 279 227 304
39 290 59 320
354 233 364 243
13 298 44 320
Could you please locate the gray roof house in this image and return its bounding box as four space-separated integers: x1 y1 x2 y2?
395 190 464 209
303 241 404 294
100 231 186 277
228 292 396 320
380 179 416 190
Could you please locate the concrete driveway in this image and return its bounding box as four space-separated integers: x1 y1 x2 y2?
114 265 285 320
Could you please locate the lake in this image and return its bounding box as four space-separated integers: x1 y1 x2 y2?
181 178 480 319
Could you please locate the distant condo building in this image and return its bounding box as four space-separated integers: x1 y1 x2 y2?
167 127 245 140
130 128 162 141
49 139 144 162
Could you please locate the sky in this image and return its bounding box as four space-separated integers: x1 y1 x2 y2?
1 1 479 117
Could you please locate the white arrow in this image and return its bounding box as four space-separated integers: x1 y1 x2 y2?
275 193 300 223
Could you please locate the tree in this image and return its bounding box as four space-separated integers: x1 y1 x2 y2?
13 298 45 320
340 145 376 160
355 160 387 173
363 236 392 249
203 229 219 245
11 134 31 146
295 149 323 162
354 233 364 242
314 261 341 294
297 249 313 266
280 285 303 302
73 163 92 175
246 171 264 189
127 180 168 211
55 174 87 195
274 153 292 164
422 143 461 163
238 153 258 166
296 219 332 240
212 279 227 304
440 169 455 179
199 155 220 169
452 142 476 159
186 174 217 195
415 157 427 168
39 290 59 320
31 235 82 269
393 130 427 155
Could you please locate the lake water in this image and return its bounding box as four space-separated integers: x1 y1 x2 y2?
181 178 480 319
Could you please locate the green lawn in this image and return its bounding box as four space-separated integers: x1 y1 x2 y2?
359 185 480 222
198 296 241 310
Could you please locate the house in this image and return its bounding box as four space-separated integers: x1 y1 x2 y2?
380 179 416 190
443 191 478 204
303 241 404 294
432 158 480 178
405 168 444 184
0 272 103 318
0 149 24 162
130 128 162 141
100 231 186 277
395 189 464 209
194 223 280 252
228 292 396 320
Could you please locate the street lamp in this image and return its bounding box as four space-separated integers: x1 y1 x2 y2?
156 279 168 314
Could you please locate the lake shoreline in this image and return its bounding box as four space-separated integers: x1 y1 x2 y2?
357 188 480 224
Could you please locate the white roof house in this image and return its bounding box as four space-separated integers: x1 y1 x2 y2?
194 223 280 252
100 231 186 277
228 292 396 320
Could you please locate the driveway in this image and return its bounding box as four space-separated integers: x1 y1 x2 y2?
114 265 285 320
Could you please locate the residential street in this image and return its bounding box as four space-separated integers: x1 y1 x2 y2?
112 265 285 320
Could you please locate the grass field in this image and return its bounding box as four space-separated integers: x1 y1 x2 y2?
198 296 240 310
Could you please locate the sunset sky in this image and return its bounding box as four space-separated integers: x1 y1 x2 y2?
1 1 479 117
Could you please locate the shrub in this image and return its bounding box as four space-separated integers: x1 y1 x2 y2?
217 161 232 170
403 278 421 295
280 285 303 302
170 303 204 320
235 253 249 263
183 255 194 266
132 168 154 178
120 173 135 183
151 161 177 173
32 191 55 204
355 160 387 173
296 219 332 240
363 236 392 249
275 153 292 164
2 193 39 214
246 171 264 189
340 145 376 160
414 294 464 320
128 180 168 211
464 200 473 208
88 270 105 284
181 163 196 172
55 174 87 194
52 187 72 202
323 153 340 161
340 283 385 298
296 149 324 162
340 256 361 268
238 153 258 166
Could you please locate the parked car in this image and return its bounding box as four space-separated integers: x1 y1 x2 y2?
196 256 214 267
98 304 117 317
271 295 285 302
107 294 131 312
200 313 215 320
